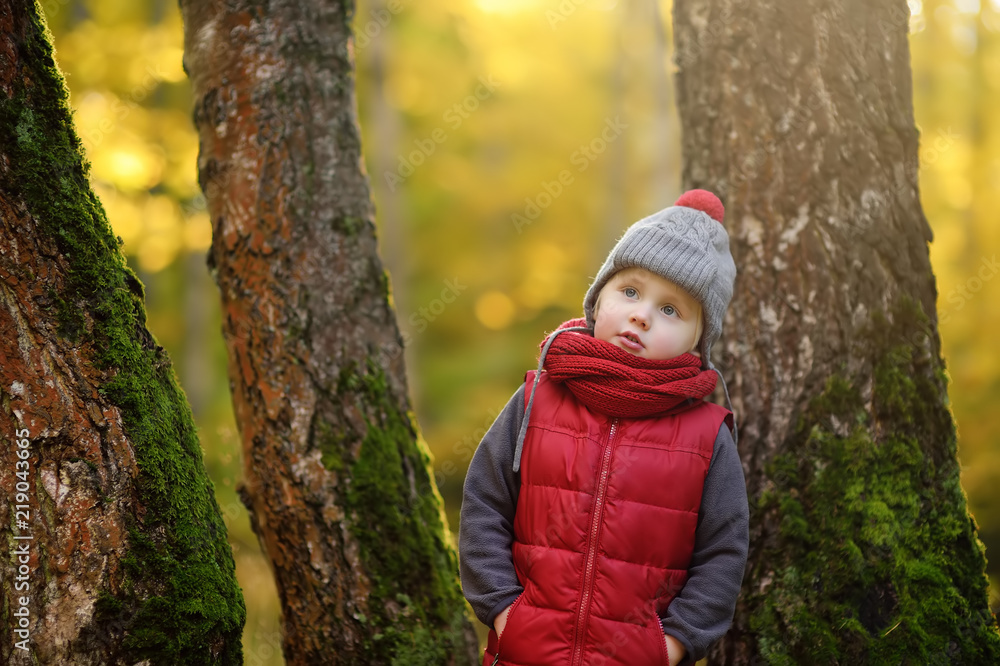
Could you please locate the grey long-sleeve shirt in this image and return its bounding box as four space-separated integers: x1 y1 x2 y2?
458 384 749 664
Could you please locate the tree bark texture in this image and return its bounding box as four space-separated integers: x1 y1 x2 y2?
0 3 245 665
179 1 479 663
673 0 1000 663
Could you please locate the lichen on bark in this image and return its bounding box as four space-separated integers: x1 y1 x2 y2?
0 4 245 663
328 359 472 664
748 299 1000 664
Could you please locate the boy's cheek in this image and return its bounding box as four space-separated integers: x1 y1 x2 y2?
598 296 625 317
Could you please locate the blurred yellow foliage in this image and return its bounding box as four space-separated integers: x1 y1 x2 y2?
475 290 516 330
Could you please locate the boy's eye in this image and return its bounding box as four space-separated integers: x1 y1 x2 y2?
661 305 677 316
623 287 638 298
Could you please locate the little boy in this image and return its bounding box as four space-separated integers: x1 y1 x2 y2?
459 190 749 666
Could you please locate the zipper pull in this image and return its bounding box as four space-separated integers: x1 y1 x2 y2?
491 653 500 666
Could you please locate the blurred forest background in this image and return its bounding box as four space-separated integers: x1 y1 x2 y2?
39 0 999 662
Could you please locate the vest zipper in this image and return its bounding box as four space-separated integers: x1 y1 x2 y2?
571 417 619 666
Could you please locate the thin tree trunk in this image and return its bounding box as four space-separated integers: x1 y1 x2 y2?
605 11 627 241
367 0 406 314
179 1 478 663
183 251 212 420
648 0 677 209
673 0 1000 662
0 3 245 664
365 0 414 389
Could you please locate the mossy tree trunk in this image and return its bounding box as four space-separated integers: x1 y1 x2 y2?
178 1 479 663
673 0 1000 662
0 2 245 665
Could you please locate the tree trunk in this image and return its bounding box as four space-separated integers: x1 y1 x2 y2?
179 1 479 663
673 0 1000 662
649 0 677 210
0 3 245 665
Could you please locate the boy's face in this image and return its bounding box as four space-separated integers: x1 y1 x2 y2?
593 267 703 361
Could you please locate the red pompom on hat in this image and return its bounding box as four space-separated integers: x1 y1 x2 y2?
674 189 725 224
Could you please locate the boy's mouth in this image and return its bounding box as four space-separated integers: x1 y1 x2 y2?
618 331 644 351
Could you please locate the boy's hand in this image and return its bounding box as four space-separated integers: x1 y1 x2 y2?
493 603 514 637
664 633 686 666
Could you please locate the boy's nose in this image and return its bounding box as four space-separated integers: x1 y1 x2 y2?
629 308 650 330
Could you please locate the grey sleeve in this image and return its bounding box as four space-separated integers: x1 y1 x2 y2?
458 385 526 627
661 422 749 664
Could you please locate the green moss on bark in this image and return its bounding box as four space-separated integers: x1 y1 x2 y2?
331 360 472 664
749 299 1000 664
0 4 244 664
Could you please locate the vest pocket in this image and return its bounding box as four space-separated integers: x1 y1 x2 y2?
648 612 671 666
485 593 525 665
497 593 525 646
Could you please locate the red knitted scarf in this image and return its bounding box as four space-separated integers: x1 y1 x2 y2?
540 318 718 418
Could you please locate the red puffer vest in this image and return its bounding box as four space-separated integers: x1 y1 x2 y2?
483 372 731 666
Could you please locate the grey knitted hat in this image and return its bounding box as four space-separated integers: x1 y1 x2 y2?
582 189 736 368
